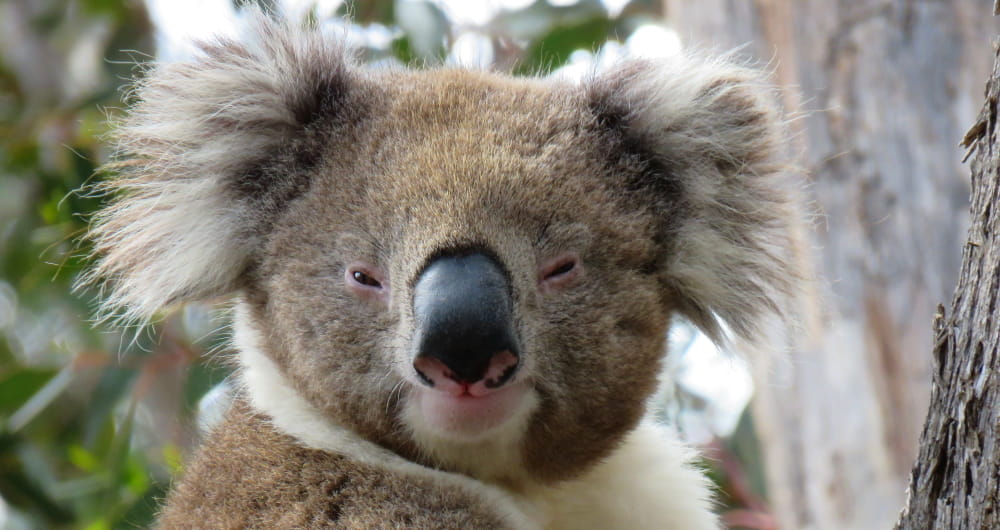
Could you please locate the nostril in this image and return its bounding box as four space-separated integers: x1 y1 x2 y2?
414 364 435 387
413 350 520 392
483 350 519 389
413 356 450 388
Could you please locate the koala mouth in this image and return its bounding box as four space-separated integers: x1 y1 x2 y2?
409 352 529 439
410 378 531 439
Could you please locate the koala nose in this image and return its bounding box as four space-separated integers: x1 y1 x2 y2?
411 252 520 391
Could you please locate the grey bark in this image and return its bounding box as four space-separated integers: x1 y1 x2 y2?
894 40 1000 530
664 1 999 528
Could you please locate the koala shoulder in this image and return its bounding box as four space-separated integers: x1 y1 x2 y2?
158 401 533 529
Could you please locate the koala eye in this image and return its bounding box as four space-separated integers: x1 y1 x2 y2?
539 254 583 292
352 270 382 288
545 260 576 279
344 264 388 302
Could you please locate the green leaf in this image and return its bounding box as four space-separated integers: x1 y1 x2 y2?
82 367 136 447
98 399 136 512
68 444 100 472
113 481 167 530
84 519 111 530
391 36 416 66
6 366 74 433
0 369 57 415
338 0 395 24
162 444 182 475
182 360 232 412
123 456 150 496
0 442 74 524
516 16 617 75
81 0 124 17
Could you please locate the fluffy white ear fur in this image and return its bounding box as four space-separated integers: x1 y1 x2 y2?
589 56 801 345
80 14 352 323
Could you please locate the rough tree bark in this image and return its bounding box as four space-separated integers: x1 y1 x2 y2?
894 37 1000 530
664 1 999 528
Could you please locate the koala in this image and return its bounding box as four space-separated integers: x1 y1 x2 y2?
85 12 799 530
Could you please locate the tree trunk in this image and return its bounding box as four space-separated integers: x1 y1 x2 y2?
894 37 1000 530
664 1 999 528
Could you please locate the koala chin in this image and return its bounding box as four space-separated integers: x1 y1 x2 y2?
84 10 800 529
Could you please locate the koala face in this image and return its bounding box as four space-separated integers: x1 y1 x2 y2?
85 16 797 486
246 72 673 480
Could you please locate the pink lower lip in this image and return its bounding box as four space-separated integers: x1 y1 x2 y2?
416 381 528 437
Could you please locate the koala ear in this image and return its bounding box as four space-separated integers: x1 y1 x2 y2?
587 56 801 344
82 13 356 323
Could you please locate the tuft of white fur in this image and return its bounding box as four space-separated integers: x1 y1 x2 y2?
83 177 249 322
236 305 719 529
589 55 802 346
535 422 719 530
233 307 407 468
79 13 352 323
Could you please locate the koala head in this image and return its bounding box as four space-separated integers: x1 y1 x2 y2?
85 16 797 484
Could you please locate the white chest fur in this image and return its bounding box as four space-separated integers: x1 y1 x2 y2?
528 422 718 530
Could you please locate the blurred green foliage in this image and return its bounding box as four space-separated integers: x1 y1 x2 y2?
0 0 768 528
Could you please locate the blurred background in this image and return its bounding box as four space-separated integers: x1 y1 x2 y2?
1 0 997 529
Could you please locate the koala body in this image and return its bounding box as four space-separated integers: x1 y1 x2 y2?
87 12 797 529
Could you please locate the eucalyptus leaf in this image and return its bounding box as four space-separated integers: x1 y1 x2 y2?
516 16 617 75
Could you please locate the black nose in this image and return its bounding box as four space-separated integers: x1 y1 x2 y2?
412 252 520 386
